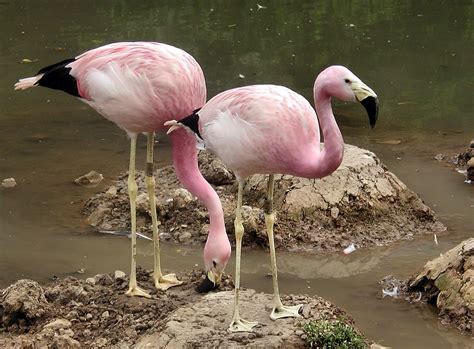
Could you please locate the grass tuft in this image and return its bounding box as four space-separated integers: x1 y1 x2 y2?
301 319 367 348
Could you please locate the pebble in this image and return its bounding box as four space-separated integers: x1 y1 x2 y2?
101 311 109 319
114 270 126 280
74 170 104 186
1 178 17 188
178 231 192 242
43 318 72 330
467 158 474 168
86 313 93 320
85 277 96 285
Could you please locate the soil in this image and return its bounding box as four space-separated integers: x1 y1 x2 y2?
0 270 364 348
380 238 474 335
84 144 445 252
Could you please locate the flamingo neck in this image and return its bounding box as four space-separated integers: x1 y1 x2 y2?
308 87 344 178
169 129 229 255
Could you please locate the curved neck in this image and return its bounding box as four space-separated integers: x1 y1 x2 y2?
169 129 227 244
309 87 344 178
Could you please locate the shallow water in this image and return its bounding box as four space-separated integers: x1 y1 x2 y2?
1 1 473 348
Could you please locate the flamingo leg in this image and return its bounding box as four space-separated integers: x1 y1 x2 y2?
126 135 151 298
265 174 302 319
145 132 182 291
229 180 258 332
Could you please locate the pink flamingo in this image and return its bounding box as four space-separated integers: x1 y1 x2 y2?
166 65 378 331
14 42 231 298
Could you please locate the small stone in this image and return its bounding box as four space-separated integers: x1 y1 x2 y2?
86 313 93 320
43 318 72 330
74 170 104 187
295 329 303 335
85 277 96 285
467 158 474 168
178 231 192 242
83 329 91 336
114 270 126 280
106 186 117 195
330 207 339 219
101 310 110 319
434 153 445 161
2 178 17 188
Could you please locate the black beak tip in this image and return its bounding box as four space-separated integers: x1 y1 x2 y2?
195 275 217 293
360 96 379 129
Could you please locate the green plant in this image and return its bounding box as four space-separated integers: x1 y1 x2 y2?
301 319 367 349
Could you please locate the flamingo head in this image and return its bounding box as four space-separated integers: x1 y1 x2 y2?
196 233 231 293
315 65 379 128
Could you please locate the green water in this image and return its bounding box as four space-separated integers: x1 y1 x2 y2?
0 1 473 348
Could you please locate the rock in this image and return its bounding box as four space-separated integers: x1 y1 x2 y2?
1 177 17 188
408 238 473 333
0 279 49 326
172 188 194 208
101 310 109 319
434 153 445 161
178 231 192 242
85 277 96 285
467 158 474 168
52 335 81 348
43 318 72 330
74 170 104 187
114 270 126 280
330 207 339 219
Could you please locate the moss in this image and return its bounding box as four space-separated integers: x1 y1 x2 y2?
301 319 367 349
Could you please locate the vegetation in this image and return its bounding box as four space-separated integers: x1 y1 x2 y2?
302 319 367 349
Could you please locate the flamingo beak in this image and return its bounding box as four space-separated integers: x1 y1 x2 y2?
352 81 379 128
195 270 222 293
360 96 379 128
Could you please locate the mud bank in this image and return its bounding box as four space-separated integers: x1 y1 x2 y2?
381 238 473 334
0 271 365 348
84 144 445 252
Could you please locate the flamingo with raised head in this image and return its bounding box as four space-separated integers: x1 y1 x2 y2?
166 65 379 331
14 42 231 298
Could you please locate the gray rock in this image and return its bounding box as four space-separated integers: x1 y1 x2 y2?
178 231 192 242
1 178 17 188
74 170 103 187
114 270 126 280
43 318 72 330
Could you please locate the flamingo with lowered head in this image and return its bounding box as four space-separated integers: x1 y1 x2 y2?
166 65 379 331
14 42 231 298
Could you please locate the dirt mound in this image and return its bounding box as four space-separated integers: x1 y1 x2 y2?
380 238 473 334
136 290 359 348
0 271 367 348
0 269 233 348
84 144 444 252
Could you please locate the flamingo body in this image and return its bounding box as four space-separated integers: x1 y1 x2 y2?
198 85 322 179
16 42 206 135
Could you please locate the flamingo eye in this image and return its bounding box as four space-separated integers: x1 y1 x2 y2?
212 260 217 267
344 79 351 84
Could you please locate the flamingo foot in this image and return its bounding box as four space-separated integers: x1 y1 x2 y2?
154 273 183 291
125 285 151 298
229 318 258 332
270 304 303 320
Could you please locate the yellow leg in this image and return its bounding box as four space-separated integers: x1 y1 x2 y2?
229 180 258 332
146 132 182 291
265 174 302 320
126 135 151 298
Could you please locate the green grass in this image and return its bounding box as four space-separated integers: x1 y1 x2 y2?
301 319 367 349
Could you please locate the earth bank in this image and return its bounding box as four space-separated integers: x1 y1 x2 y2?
84 144 445 252
0 270 369 348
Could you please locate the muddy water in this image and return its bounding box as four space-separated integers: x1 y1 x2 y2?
1 1 473 348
